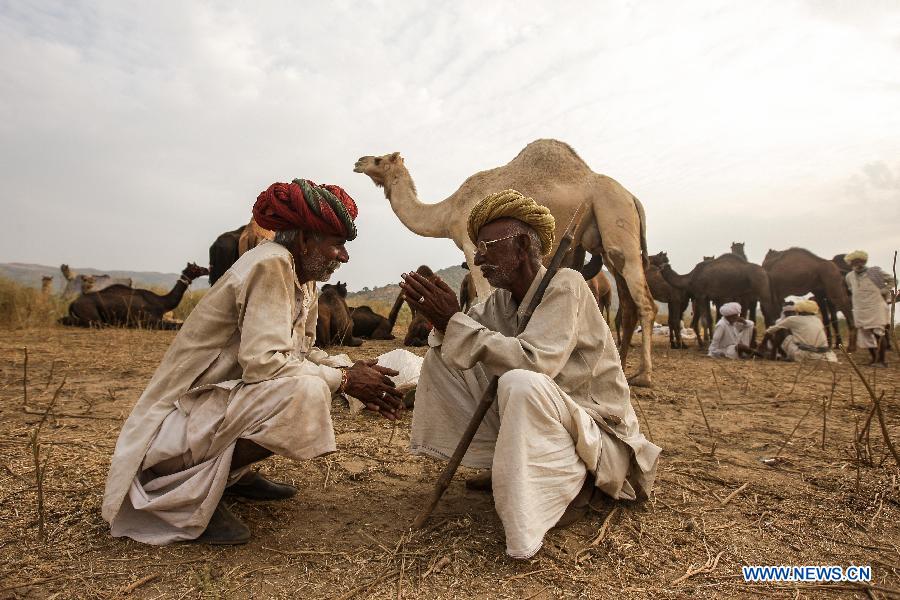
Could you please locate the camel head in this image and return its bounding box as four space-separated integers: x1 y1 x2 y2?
730 242 745 257
82 275 95 293
648 251 669 267
42 275 53 283
702 255 715 262
415 265 436 281
60 264 73 281
181 262 210 282
353 152 404 189
322 281 348 297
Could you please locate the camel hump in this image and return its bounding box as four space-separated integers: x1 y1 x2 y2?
508 139 592 174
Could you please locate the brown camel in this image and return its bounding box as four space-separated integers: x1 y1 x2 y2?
60 263 208 329
316 282 363 347
762 247 855 349
41 276 54 298
660 254 779 347
349 302 395 341
647 253 690 348
354 139 656 386
586 271 613 326
208 225 246 285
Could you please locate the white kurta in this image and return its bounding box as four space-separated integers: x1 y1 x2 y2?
766 315 837 362
846 269 891 330
708 318 754 359
103 242 345 544
410 267 660 558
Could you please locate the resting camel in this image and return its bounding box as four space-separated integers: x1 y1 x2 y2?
354 139 656 386
647 253 690 348
659 254 779 348
60 265 132 297
389 265 437 347
60 263 208 329
41 276 53 298
350 306 395 340
316 282 363 347
762 247 855 349
208 225 246 285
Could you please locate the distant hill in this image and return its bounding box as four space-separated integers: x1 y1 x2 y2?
0 262 210 291
347 264 469 305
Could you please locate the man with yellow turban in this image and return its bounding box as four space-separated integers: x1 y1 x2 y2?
845 250 893 367
398 189 660 559
103 179 404 546
761 299 837 362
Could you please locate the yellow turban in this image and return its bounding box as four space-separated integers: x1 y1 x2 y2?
794 299 819 314
845 250 868 263
467 189 556 255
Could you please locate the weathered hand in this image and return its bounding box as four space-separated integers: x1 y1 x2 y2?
344 360 404 420
399 272 461 332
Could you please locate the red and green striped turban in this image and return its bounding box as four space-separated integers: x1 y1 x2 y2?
253 178 358 240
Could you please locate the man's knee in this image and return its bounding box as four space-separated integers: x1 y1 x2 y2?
497 369 554 413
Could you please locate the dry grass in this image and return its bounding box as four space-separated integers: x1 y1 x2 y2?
0 277 67 329
0 327 898 599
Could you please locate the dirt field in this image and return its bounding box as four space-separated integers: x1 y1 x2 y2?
0 327 898 599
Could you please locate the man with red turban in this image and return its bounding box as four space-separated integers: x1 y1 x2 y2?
103 179 403 545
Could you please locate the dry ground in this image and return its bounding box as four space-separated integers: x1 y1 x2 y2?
0 327 898 599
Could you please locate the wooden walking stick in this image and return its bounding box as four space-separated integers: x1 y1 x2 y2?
412 201 590 529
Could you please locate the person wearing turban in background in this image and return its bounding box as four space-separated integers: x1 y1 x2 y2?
102 179 404 545
707 301 756 359
397 189 660 559
760 299 837 362
845 250 894 368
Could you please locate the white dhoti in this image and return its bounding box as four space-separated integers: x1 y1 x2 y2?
856 326 886 349
410 349 632 559
781 335 837 362
110 375 335 545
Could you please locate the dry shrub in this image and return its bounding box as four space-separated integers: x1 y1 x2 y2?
0 277 67 328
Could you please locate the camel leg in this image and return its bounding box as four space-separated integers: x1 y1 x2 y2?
613 272 636 366
618 263 654 388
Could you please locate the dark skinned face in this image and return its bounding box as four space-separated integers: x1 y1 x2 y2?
472 219 528 292
294 232 350 283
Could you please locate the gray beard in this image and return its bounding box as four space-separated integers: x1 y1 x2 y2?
304 253 342 282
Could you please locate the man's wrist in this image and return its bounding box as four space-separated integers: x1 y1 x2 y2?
338 367 350 394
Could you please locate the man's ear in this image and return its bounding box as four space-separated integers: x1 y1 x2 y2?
297 230 311 255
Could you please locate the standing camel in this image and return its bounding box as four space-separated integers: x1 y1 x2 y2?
60 263 208 328
762 248 855 349
660 254 779 347
586 271 613 326
353 139 656 386
647 252 690 348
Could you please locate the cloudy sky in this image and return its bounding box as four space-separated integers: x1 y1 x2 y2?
2 1 899 290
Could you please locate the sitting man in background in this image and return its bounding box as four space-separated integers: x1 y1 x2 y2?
761 299 837 362
399 190 660 560
845 250 893 368
708 302 755 359
103 179 403 545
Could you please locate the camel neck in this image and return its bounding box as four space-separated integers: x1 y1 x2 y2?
384 168 449 238
161 279 189 310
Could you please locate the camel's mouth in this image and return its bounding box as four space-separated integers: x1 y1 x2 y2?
353 158 369 173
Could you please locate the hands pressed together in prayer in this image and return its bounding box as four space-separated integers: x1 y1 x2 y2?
344 359 404 420
399 271 461 332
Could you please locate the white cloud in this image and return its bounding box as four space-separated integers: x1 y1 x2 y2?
1 0 899 287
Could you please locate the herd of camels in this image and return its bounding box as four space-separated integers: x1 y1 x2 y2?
202 139 857 388
42 138 860 388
